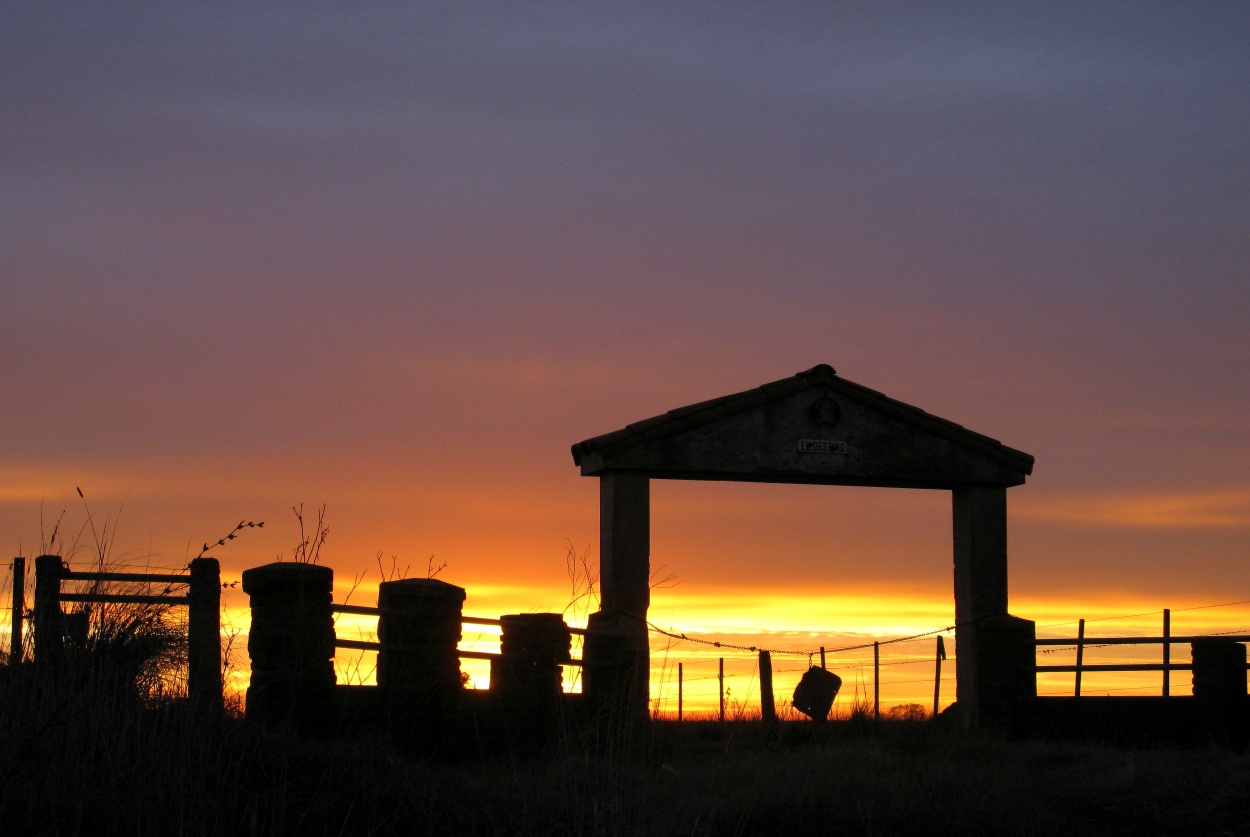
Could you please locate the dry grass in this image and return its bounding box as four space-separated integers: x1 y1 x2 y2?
4 677 1250 837
6 512 1249 835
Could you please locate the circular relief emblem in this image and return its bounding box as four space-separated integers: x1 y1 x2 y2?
809 393 841 428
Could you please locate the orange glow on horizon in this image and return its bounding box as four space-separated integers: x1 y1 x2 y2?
6 483 1248 716
209 583 1250 716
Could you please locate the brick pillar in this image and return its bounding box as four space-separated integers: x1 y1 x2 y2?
376 578 465 696
492 613 571 749
492 612 571 700
1192 638 1248 748
242 563 335 728
1192 638 1246 700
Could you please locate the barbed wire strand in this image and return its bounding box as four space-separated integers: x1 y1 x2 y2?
646 597 1250 661
1036 599 1250 629
645 619 955 658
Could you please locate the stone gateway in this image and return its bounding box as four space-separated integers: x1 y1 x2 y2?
571 364 1036 731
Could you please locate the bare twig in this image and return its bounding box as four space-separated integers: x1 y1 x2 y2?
197 520 264 561
376 551 413 582
290 503 328 565
650 564 679 591
41 501 66 554
562 541 599 620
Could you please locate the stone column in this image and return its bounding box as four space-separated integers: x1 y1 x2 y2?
952 486 1034 732
376 578 465 696
586 472 650 713
242 563 335 727
492 613 571 748
1191 638 1246 700
953 486 1008 623
1192 638 1248 749
600 472 650 620
492 613 571 700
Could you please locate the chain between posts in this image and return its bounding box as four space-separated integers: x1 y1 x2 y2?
645 620 957 658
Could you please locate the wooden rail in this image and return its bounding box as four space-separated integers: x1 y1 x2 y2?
1037 635 1250 646
1038 663 1197 673
58 593 190 605
62 571 188 585
32 555 222 710
333 637 512 663
330 603 586 668
1036 612 1250 697
329 603 588 635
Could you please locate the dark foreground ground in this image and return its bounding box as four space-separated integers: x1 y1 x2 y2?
5 681 1250 837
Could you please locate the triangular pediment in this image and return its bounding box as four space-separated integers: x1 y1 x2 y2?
571 365 1033 488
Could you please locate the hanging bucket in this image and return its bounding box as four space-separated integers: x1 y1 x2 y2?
792 666 842 721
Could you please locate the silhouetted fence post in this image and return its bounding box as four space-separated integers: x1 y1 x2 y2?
242 563 336 727
678 662 683 721
1074 618 1085 697
9 557 23 665
33 555 64 663
759 650 776 723
820 646 826 670
873 641 880 722
933 635 946 717
1162 609 1171 697
718 657 725 723
187 557 222 711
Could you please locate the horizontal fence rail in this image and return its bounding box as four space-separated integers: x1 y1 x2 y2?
1037 636 1250 673
1036 635 1250 647
60 571 189 585
333 637 503 662
1036 607 1250 698
27 555 223 710
328 603 586 667
54 569 194 607
330 603 587 634
1038 663 1198 673
57 593 190 606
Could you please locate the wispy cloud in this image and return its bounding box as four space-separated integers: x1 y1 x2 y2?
1017 488 1250 529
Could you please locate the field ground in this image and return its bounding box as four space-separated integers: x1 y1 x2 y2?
5 677 1250 837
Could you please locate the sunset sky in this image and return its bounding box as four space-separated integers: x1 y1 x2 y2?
4 3 1248 710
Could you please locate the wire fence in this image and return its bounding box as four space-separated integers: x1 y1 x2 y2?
647 629 954 719
641 597 1250 718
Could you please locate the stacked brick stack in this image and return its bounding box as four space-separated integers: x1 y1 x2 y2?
492 612 571 699
1192 638 1247 701
377 578 466 696
242 562 336 725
